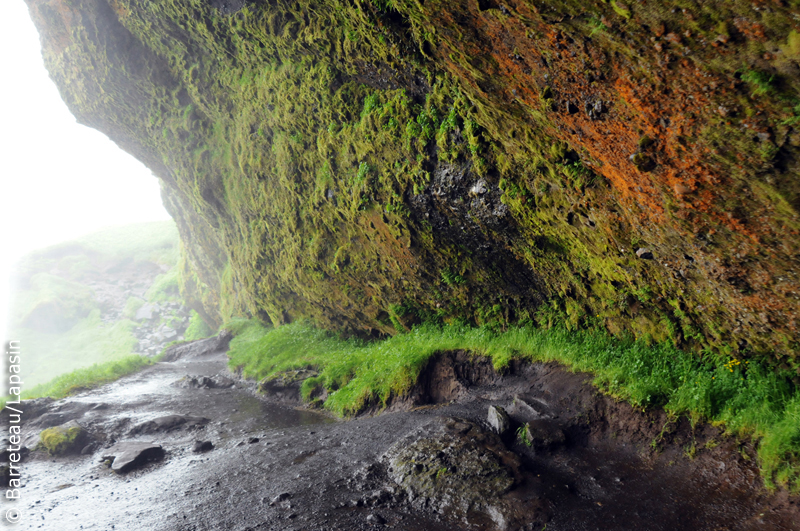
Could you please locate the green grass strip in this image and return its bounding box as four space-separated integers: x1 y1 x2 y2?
226 318 800 493
1 355 154 411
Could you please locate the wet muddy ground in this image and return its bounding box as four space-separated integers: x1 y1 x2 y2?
2 344 799 531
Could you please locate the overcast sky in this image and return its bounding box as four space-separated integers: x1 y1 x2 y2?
0 2 172 341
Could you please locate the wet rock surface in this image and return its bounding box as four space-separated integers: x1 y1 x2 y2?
102 442 164 473
160 330 232 362
487 405 511 437
383 417 545 530
128 414 209 436
6 347 800 530
173 374 235 389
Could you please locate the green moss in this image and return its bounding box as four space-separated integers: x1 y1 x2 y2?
184 310 215 340
609 1 631 19
39 425 84 456
145 268 180 302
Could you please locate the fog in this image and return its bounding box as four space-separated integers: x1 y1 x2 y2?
0 2 171 344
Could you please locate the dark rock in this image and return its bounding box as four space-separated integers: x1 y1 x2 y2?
508 394 551 421
248 437 260 444
129 415 209 435
174 374 236 389
269 492 291 506
487 405 511 436
522 420 566 449
160 330 233 362
17 397 54 421
102 442 164 472
585 98 605 119
211 375 235 388
192 440 214 453
383 417 525 528
38 420 89 456
174 375 215 389
635 248 654 260
366 513 386 525
258 369 318 399
80 443 98 455
631 152 656 171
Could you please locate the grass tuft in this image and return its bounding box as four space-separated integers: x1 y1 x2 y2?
227 319 800 492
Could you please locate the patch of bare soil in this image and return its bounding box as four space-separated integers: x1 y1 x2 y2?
389 351 800 530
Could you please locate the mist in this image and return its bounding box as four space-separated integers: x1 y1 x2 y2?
0 2 171 347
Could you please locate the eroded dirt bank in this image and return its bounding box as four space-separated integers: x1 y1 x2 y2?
4 343 799 531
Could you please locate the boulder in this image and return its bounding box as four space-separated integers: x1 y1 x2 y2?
383 417 540 529
520 420 566 449
102 442 164 473
38 420 88 456
173 375 235 389
487 405 511 437
160 330 232 362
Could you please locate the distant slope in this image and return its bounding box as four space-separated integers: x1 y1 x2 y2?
5 221 188 387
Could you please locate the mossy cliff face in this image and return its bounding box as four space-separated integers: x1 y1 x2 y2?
25 0 800 369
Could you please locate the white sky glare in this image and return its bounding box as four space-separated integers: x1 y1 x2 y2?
0 2 172 340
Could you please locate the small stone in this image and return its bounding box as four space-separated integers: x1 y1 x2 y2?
585 99 604 120
102 442 164 473
248 437 260 444
635 248 654 260
269 492 291 506
38 420 87 456
469 179 488 196
523 420 566 449
192 441 214 453
366 513 386 525
487 405 511 436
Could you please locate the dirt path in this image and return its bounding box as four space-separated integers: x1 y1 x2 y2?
3 344 798 531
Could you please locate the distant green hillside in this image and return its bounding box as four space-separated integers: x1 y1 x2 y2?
6 221 182 387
